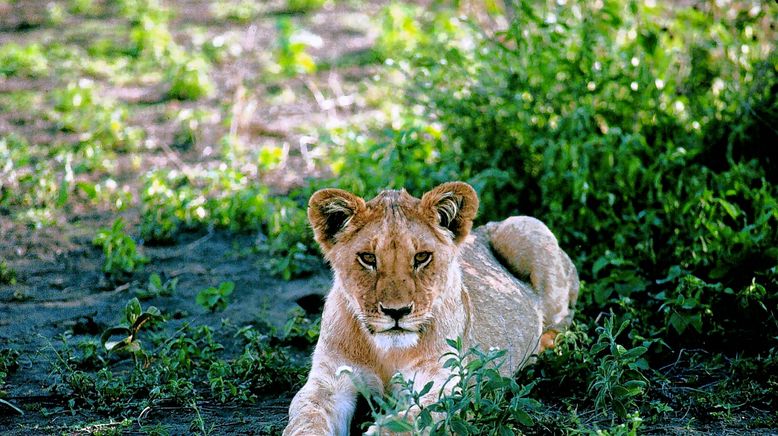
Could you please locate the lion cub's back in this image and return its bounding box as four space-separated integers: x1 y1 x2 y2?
459 226 544 373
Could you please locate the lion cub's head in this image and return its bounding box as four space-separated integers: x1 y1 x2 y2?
308 182 479 351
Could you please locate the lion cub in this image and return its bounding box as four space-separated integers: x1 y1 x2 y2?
284 182 578 435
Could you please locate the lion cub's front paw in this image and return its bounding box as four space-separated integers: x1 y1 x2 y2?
364 424 415 436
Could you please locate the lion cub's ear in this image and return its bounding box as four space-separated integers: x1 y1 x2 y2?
308 188 366 252
419 182 479 244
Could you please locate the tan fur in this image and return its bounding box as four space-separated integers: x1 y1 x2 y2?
284 182 578 435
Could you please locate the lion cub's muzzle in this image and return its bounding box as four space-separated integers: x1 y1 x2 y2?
364 303 425 350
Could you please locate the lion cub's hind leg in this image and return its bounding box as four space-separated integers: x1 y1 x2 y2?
487 216 579 349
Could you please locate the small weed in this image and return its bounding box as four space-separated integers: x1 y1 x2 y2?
262 198 320 280
71 340 107 370
275 307 320 346
196 281 234 312
589 317 649 418
167 57 215 100
0 260 17 285
93 218 148 280
68 0 98 15
211 0 263 23
52 80 144 152
139 423 171 436
135 273 178 300
100 297 163 361
130 11 176 60
273 18 319 77
171 108 209 151
46 2 67 25
285 0 327 13
0 349 20 386
0 43 49 78
257 145 285 172
189 400 214 435
375 3 424 59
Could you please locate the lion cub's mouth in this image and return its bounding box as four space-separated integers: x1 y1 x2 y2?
380 325 409 333
372 329 420 350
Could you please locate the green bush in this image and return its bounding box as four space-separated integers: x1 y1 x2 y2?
332 0 778 348
319 0 777 427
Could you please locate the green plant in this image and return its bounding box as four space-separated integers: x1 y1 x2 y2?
167 57 215 100
68 0 97 15
275 307 320 346
263 198 320 280
211 0 263 23
257 145 284 172
135 273 178 300
52 80 144 151
273 18 318 77
0 260 17 285
189 400 214 434
285 0 327 13
93 218 149 280
0 349 20 387
0 43 49 77
72 340 107 370
588 317 649 418
375 2 423 59
130 11 176 60
196 281 234 312
100 297 163 359
339 0 777 362
365 338 540 434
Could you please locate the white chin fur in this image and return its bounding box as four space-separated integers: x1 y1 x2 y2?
372 331 419 351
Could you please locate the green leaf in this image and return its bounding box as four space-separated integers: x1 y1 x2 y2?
56 180 69 207
125 297 142 324
668 312 687 334
131 312 162 333
100 326 131 351
418 380 434 398
417 409 433 429
76 181 97 200
149 273 162 289
621 346 648 360
513 408 534 426
612 398 627 418
611 385 629 399
449 416 470 435
716 198 740 219
220 281 235 295
593 285 613 305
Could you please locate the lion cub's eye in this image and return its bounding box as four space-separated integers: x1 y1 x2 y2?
357 252 377 269
414 252 432 268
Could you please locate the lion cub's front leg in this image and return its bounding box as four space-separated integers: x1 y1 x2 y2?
285 359 380 436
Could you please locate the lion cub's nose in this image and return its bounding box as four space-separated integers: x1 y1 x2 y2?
379 304 413 322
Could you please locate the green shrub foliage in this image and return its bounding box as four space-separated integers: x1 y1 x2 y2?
332 0 777 350
323 0 777 424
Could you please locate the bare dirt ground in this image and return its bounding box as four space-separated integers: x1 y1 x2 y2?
0 0 388 433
